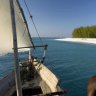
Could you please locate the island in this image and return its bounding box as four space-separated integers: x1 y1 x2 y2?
72 26 96 38
55 26 96 44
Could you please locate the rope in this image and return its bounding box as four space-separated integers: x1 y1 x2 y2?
23 0 44 45
23 0 48 63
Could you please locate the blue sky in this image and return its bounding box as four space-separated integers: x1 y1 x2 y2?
20 0 96 37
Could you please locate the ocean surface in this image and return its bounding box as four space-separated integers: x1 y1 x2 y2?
1 38 96 96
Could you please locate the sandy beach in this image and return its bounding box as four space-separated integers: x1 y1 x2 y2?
55 38 96 44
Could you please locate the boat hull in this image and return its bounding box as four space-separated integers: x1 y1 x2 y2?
0 59 63 96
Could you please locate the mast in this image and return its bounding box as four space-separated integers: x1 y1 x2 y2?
10 0 22 96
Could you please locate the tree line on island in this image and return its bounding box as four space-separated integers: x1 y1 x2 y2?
72 26 96 38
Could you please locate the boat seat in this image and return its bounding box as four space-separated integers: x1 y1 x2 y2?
12 86 42 96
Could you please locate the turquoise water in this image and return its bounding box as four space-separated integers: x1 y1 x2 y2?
0 38 96 96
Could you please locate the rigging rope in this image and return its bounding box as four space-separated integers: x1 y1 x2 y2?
23 0 44 45
23 0 48 63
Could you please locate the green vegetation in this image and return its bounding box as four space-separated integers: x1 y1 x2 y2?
72 26 96 38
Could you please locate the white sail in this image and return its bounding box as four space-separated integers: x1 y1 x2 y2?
0 0 33 55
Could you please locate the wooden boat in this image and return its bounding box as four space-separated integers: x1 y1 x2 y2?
0 58 63 96
0 0 64 96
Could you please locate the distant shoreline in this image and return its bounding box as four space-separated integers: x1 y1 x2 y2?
55 38 96 44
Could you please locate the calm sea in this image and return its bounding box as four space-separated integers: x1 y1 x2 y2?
0 38 96 96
